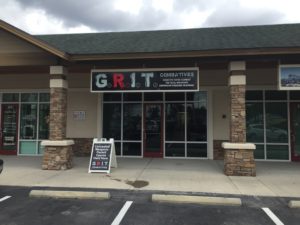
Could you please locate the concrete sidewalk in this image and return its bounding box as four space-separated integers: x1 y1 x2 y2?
0 156 300 197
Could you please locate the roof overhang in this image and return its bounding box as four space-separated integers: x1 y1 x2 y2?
70 47 300 61
0 19 70 61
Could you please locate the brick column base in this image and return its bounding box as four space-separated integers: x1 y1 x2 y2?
222 142 256 177
41 140 74 170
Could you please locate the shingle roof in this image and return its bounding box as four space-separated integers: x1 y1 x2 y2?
34 23 300 55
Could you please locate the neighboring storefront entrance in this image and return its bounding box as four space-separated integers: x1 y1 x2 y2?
0 93 50 155
290 102 300 161
0 104 18 155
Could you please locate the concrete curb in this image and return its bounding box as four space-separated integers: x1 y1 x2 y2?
29 190 110 200
152 194 242 206
288 200 300 208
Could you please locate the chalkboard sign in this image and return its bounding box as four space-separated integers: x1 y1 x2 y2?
88 138 117 173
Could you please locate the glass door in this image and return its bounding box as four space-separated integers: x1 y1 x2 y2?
0 104 19 155
290 102 300 161
144 104 163 157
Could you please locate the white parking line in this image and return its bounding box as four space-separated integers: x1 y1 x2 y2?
0 196 11 202
262 207 284 225
111 201 133 225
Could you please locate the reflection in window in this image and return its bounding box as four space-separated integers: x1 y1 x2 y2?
187 143 207 157
165 103 185 141
165 143 185 157
246 103 264 143
103 103 121 140
2 93 19 102
246 90 289 161
123 104 141 140
21 93 38 102
267 145 289 160
187 102 207 141
39 104 50 139
265 103 288 143
123 142 141 156
103 93 121 101
254 144 265 159
20 104 37 139
39 93 50 102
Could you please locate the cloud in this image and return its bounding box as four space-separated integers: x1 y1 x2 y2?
0 0 296 34
203 1 284 27
13 0 168 31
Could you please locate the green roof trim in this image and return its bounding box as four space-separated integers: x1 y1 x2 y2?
34 23 300 55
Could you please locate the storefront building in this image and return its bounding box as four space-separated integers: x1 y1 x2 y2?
1 20 300 174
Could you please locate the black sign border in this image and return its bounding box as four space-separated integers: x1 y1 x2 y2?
90 67 199 93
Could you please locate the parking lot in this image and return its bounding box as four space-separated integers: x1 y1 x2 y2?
0 186 299 225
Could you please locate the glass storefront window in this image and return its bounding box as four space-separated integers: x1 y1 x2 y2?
2 93 19 102
39 104 50 139
187 143 207 157
246 103 264 143
186 92 207 101
165 92 184 101
38 141 45 155
123 93 142 101
246 91 263 101
265 102 288 143
103 92 207 158
290 91 300 100
123 142 141 156
39 93 50 102
21 93 38 102
20 104 37 139
103 93 121 101
165 103 185 141
165 143 185 157
19 141 36 155
187 102 207 141
115 142 121 156
265 91 287 100
246 90 289 161
267 145 289 160
254 144 265 159
123 104 142 140
0 92 49 155
144 93 163 101
103 103 121 140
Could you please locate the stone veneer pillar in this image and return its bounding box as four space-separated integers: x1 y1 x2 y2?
222 61 256 176
41 66 74 170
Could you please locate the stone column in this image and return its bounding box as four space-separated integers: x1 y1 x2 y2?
41 66 74 170
222 61 256 176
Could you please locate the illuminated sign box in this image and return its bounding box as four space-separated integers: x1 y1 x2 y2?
279 65 300 90
90 68 199 92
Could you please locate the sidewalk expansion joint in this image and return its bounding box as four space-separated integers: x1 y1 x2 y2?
29 190 110 200
152 194 242 206
288 200 300 208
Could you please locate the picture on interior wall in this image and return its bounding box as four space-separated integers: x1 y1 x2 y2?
279 65 300 90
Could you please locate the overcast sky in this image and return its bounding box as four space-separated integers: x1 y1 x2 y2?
1 0 300 34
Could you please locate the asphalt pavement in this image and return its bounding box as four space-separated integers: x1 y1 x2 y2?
0 186 299 225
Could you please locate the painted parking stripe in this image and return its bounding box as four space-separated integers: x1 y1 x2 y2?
111 201 133 225
0 196 11 202
262 208 284 225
